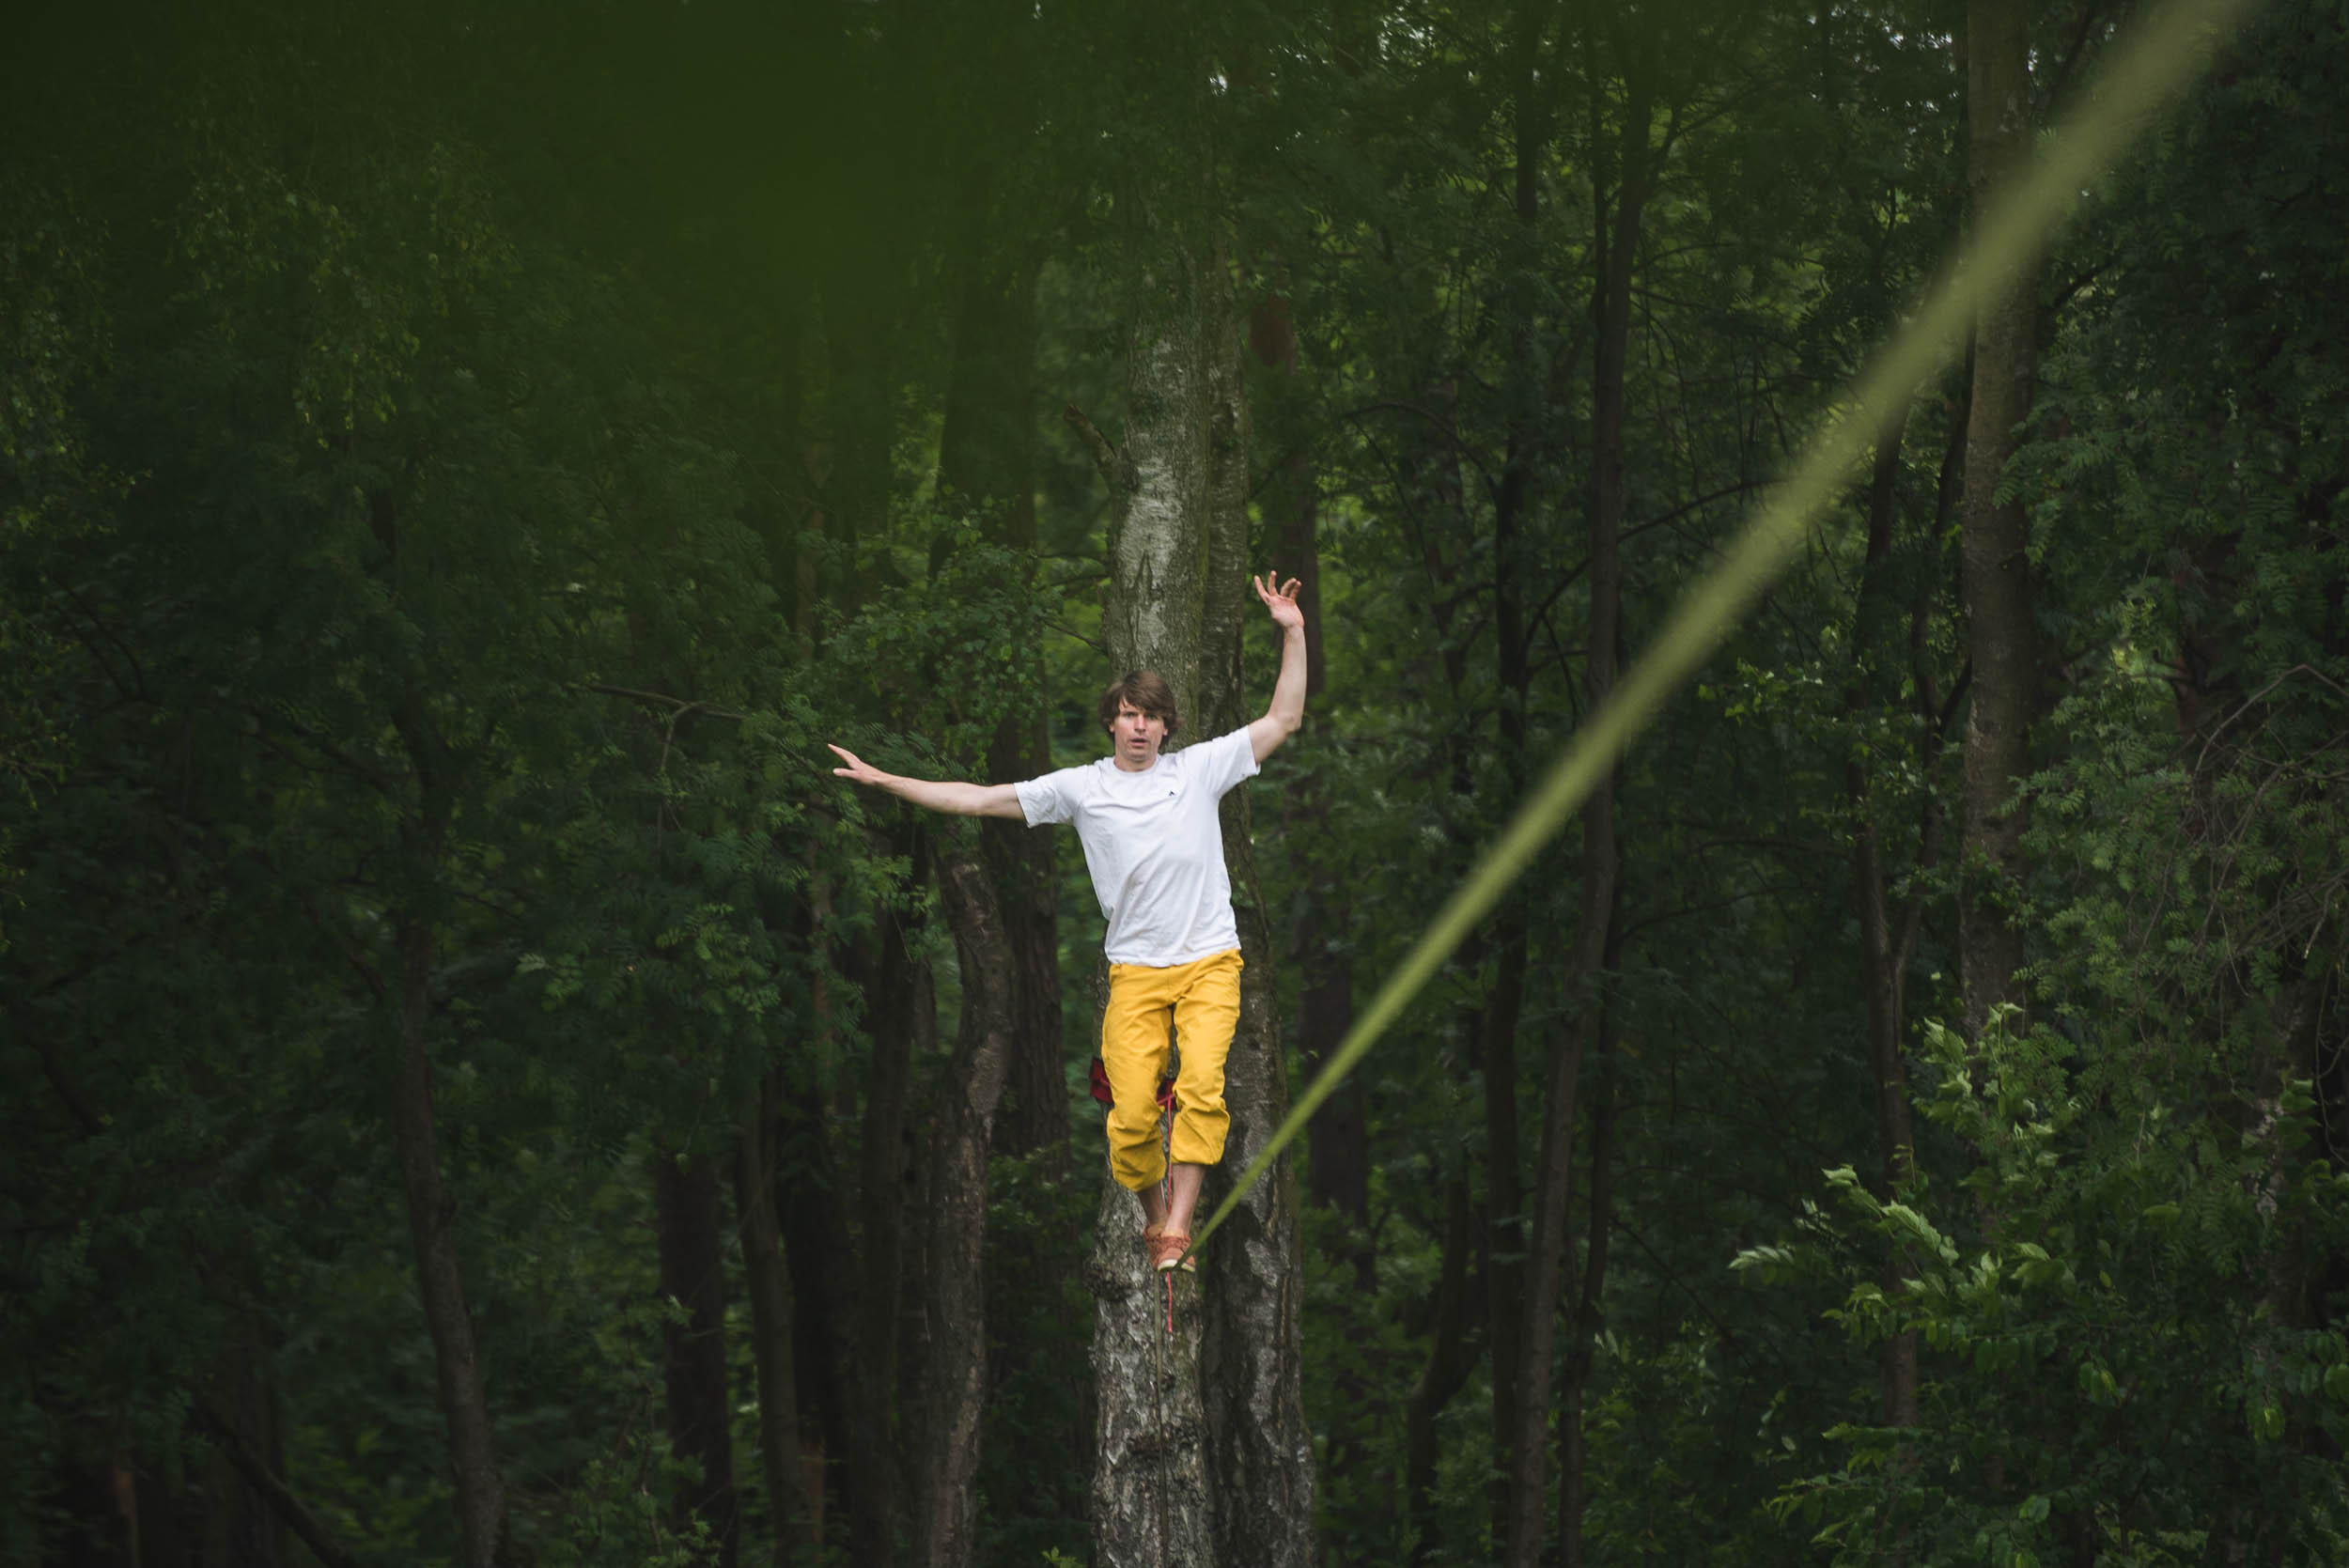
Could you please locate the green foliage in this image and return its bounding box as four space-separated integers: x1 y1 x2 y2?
7 2 2349 1566
1748 1010 2349 1564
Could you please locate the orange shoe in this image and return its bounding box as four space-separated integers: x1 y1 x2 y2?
1145 1227 1194 1273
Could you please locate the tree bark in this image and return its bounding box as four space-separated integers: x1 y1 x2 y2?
1200 261 1315 1568
907 855 1021 1568
1080 229 1313 1568
1081 235 1223 1568
656 1150 740 1568
1959 0 2038 1041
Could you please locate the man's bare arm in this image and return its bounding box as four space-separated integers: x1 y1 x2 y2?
1248 570 1308 764
827 744 1027 819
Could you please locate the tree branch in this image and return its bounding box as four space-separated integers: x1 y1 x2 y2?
585 684 748 722
192 1406 366 1568
1061 401 1134 493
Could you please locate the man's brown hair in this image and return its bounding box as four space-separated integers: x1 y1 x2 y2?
1097 670 1181 737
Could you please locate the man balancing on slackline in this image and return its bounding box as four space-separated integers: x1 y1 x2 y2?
828 569 1307 1274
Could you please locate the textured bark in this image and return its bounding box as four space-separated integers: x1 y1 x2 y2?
1201 306 1315 1568
907 856 1020 1568
1092 1203 1215 1568
1080 231 1313 1568
733 1075 814 1567
1081 237 1222 1568
1959 0 2038 1040
656 1151 739 1568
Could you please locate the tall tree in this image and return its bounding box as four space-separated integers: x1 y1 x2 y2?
1958 0 2039 1042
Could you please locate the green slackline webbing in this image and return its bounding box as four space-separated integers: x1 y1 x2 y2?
1183 0 2264 1267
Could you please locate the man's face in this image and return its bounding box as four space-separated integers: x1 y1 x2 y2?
1109 700 1168 770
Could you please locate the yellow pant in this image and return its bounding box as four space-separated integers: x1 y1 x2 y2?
1101 949 1244 1190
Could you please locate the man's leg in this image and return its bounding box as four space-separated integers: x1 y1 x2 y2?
1162 950 1244 1241
1099 963 1175 1196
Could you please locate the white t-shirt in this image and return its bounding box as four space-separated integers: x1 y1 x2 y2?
1016 726 1261 967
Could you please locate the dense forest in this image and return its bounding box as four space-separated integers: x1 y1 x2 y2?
5 0 2346 1563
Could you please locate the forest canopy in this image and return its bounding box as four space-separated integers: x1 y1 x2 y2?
4 1 2346 1565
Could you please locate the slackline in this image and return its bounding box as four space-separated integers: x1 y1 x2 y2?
1182 0 2265 1267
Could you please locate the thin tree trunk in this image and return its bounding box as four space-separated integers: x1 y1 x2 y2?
1846 413 1921 1428
860 877 924 1530
908 856 1021 1568
656 1151 740 1568
1403 1170 1478 1561
1486 3 1548 1531
1201 262 1315 1568
936 199 1063 1158
1560 948 1619 1568
734 1073 814 1567
378 645 506 1568
779 1079 886 1566
391 914 505 1568
201 1331 286 1568
1959 0 2037 1042
1252 289 1362 1241
1503 36 1646 1568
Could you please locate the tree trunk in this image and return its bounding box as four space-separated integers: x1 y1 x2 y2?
1560 956 1619 1568
734 1073 815 1568
1252 289 1362 1242
779 1079 887 1567
1077 229 1313 1568
1078 234 1223 1568
1502 35 1646 1568
936 194 1063 1160
1200 261 1315 1568
859 877 925 1529
656 1150 740 1568
1485 3 1549 1532
1846 414 1922 1428
907 855 1021 1568
1959 0 2038 1042
1403 1169 1478 1561
391 914 505 1568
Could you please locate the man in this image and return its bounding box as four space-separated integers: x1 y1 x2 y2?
828 570 1308 1272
